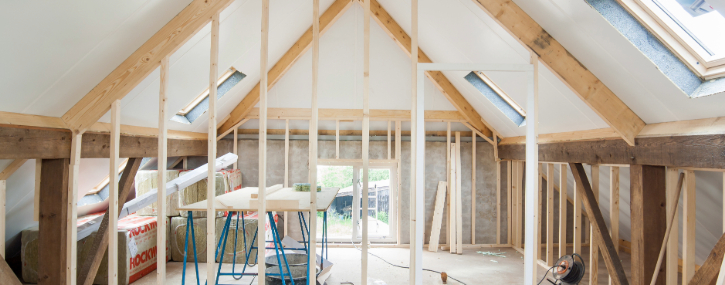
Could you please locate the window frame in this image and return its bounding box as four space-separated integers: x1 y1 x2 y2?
473 71 526 117
619 0 725 79
177 67 238 116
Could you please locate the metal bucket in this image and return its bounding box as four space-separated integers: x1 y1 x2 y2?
265 264 320 285
264 253 309 268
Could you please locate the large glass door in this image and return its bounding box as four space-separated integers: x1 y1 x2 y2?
315 163 397 243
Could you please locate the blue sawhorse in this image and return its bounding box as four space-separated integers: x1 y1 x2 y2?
181 210 328 285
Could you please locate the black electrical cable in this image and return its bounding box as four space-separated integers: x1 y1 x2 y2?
349 238 467 285
537 253 586 285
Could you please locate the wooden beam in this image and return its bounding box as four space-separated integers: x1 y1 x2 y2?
335 120 339 159
446 122 451 248
62 0 235 133
507 161 513 246
470 0 645 145
456 133 463 255
524 53 540 284
0 255 21 285
217 0 353 136
570 163 629 285
449 144 457 254
242 107 466 122
258 1 268 282
206 12 220 284
474 132 478 244
0 111 206 140
78 158 141 285
0 181 4 258
429 181 447 252
683 170 696 284
630 165 667 285
366 0 493 137
0 159 27 180
233 128 474 137
610 166 620 285
395 120 402 245
498 134 725 169
574 168 582 255
650 172 684 285
690 232 725 285
38 158 70 285
0 126 208 159
34 160 41 221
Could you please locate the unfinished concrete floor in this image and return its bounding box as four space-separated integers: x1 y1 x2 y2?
131 245 633 285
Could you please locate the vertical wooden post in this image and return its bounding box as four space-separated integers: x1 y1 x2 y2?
395 120 402 244
284 119 289 236
310 0 320 283
559 164 568 258
507 161 512 246
665 168 678 285
590 165 600 285
609 166 620 285
410 0 422 282
524 53 540 284
207 12 220 284
335 120 339 159
474 132 479 245
258 1 269 283
449 144 457 254
233 128 238 169
630 165 667 285
683 170 696 284
546 164 554 265
0 180 4 258
387 121 391 160
455 132 462 254
446 122 451 247
38 158 70 285
108 100 121 285
67 132 82 285
574 172 582 255
34 160 41 222
157 55 169 284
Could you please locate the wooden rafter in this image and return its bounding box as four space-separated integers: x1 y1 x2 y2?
61 0 235 133
470 0 644 145
365 0 493 138
242 108 467 121
217 0 353 137
0 159 28 180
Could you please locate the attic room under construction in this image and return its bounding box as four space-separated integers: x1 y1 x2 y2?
3 0 725 284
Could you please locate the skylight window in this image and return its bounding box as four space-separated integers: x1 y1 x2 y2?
172 67 245 124
622 0 725 78
464 71 526 127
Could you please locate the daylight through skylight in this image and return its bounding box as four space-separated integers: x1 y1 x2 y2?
464 71 526 127
172 67 245 124
645 0 725 60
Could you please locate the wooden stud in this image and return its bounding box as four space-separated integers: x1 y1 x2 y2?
284 119 289 236
0 181 4 258
516 161 524 249
507 161 512 246
590 165 600 285
474 132 478 244
446 122 451 248
683 170 696 284
156 55 169 285
258 1 270 283
335 120 339 159
206 12 220 284
574 172 582 255
449 144 457 254
218 0 353 136
524 53 540 284
559 164 568 258
571 163 629 285
650 173 685 285
664 168 679 285
429 182 447 252
34 160 41 221
310 0 320 283
387 120 391 160
233 128 238 169
66 133 81 285
108 100 120 285
78 159 141 285
410 0 423 281
455 132 463 254
546 164 554 266
0 159 26 180
537 166 542 262
183 157 188 169
610 166 620 285
0 255 21 285
395 120 402 244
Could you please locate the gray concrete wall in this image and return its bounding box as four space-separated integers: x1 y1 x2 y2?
234 138 502 245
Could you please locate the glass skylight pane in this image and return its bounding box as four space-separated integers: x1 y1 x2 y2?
653 0 725 58
464 72 526 127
